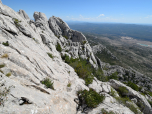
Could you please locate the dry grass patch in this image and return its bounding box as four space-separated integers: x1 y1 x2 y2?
1 54 8 58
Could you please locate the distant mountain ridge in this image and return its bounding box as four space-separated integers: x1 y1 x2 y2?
68 22 152 42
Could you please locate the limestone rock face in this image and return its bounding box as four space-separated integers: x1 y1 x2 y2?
18 9 30 20
110 79 152 114
34 12 48 22
49 16 86 43
0 1 89 113
88 99 135 114
88 78 103 93
0 1 151 114
48 15 98 68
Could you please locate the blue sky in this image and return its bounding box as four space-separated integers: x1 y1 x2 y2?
2 0 152 24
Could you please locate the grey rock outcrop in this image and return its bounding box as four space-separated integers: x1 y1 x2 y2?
18 9 30 20
93 44 119 60
0 1 90 113
110 79 152 114
48 15 98 68
49 16 87 43
0 0 151 114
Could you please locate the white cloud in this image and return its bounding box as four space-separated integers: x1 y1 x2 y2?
66 14 120 22
79 15 83 18
145 15 152 18
97 14 105 18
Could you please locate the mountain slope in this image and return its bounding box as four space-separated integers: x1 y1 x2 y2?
0 1 152 114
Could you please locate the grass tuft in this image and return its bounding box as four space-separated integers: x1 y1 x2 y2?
47 53 54 59
101 109 115 114
56 43 62 52
67 83 71 87
41 78 54 90
6 72 11 77
13 18 21 27
0 64 5 68
2 41 9 46
1 54 8 58
63 36 68 39
82 40 87 45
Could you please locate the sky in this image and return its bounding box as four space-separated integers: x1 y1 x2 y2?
2 0 152 24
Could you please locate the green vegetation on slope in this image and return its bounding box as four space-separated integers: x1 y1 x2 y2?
41 78 54 90
85 33 152 78
77 88 105 108
62 54 107 85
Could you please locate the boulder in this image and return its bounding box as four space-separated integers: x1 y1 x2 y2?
101 82 111 93
88 78 102 93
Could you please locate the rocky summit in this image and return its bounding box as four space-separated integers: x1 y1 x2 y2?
0 0 152 114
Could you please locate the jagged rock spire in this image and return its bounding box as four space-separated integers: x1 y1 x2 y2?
18 9 30 20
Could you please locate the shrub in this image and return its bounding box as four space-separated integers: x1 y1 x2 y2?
77 88 105 108
127 104 139 114
110 88 117 97
62 56 106 85
67 83 71 87
41 78 54 90
62 54 70 63
1 54 8 58
6 73 11 77
47 53 54 59
127 81 139 91
72 59 93 85
84 75 94 86
148 91 152 97
65 50 69 52
63 36 68 39
62 55 106 86
117 86 128 96
62 55 94 85
148 100 152 107
13 18 21 27
108 72 118 80
136 101 145 111
0 64 5 68
115 96 131 104
62 54 78 64
92 69 107 82
115 88 139 114
2 41 9 46
115 96 139 114
56 43 62 52
82 41 87 45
